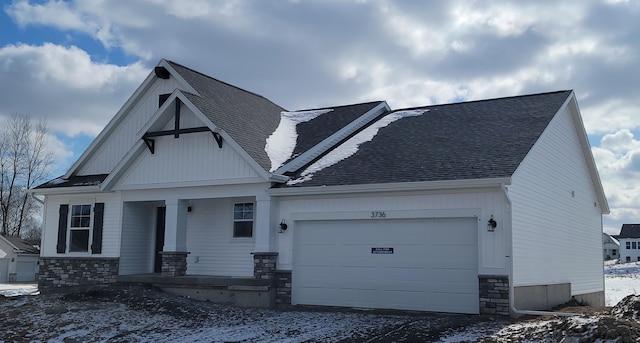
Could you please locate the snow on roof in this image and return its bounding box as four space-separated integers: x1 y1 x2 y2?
287 109 429 185
265 109 334 172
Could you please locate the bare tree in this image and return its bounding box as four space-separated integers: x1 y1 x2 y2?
0 114 53 237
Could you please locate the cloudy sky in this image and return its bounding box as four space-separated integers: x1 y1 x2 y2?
1 0 638 234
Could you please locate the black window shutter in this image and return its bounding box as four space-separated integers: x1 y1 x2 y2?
91 203 105 254
56 204 69 253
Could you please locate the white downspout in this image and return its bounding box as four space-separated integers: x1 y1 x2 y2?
502 183 577 317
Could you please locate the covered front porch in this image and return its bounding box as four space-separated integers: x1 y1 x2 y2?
115 270 285 307
118 190 278 278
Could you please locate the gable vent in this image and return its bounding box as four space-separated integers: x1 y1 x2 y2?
154 66 170 79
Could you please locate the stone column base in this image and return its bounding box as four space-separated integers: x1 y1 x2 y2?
252 252 278 280
161 251 189 276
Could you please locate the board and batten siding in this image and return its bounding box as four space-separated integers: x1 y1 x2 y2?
78 77 182 175
116 107 261 189
185 198 254 277
119 201 162 275
275 189 508 276
509 103 604 296
40 193 122 258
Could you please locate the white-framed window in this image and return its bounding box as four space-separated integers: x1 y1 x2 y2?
69 204 92 252
627 242 631 249
233 202 254 238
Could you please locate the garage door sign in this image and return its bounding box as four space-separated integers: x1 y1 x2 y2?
371 247 394 254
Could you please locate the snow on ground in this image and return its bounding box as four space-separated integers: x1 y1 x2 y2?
0 283 38 297
605 259 640 306
1 260 639 342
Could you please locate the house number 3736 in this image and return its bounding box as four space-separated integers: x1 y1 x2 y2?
371 211 386 218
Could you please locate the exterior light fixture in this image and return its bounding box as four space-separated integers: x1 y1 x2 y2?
279 219 288 233
487 216 497 232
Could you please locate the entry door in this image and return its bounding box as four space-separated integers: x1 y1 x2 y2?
292 217 479 314
154 207 166 273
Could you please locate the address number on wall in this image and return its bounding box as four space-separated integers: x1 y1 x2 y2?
370 211 387 218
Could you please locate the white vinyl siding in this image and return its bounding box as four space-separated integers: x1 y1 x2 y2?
119 201 161 275
185 198 254 277
276 189 507 276
40 193 122 258
116 108 261 188
618 238 640 262
79 78 182 175
509 103 604 296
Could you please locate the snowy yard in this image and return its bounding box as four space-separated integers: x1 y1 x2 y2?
1 260 639 342
604 259 640 306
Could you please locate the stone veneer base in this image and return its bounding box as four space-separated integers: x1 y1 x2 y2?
160 251 189 276
479 275 510 316
38 257 119 290
275 270 292 306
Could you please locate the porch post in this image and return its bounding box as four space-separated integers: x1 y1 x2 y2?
162 198 189 276
254 193 275 252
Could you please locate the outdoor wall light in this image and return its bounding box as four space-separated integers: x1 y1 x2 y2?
487 216 497 232
279 219 288 233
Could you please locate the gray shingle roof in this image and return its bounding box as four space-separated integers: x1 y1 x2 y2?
279 90 572 187
168 61 286 171
2 235 40 254
619 224 640 238
34 174 109 189
292 101 386 158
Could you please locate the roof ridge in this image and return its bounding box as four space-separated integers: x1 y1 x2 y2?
166 60 285 109
394 90 573 112
291 100 386 112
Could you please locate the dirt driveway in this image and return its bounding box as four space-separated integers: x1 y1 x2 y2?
0 284 514 342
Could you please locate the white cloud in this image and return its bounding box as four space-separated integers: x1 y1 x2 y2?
2 0 640 229
5 0 117 47
0 43 147 137
592 129 640 233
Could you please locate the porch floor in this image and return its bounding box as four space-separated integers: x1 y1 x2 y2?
116 274 271 289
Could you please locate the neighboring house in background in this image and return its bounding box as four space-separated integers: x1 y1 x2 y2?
32 59 609 316
617 224 640 263
0 235 40 282
603 232 620 260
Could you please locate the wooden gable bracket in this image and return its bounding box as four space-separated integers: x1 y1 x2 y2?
212 132 223 148
143 138 155 154
141 98 223 154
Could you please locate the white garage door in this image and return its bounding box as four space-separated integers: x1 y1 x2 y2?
16 259 38 282
292 217 479 314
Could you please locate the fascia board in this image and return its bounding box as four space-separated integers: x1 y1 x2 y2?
180 96 273 181
159 59 199 96
566 92 610 214
275 101 391 174
64 59 197 179
0 235 19 252
64 69 158 178
268 177 511 197
30 185 102 196
100 141 146 191
103 93 272 191
112 176 267 191
135 90 191 136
